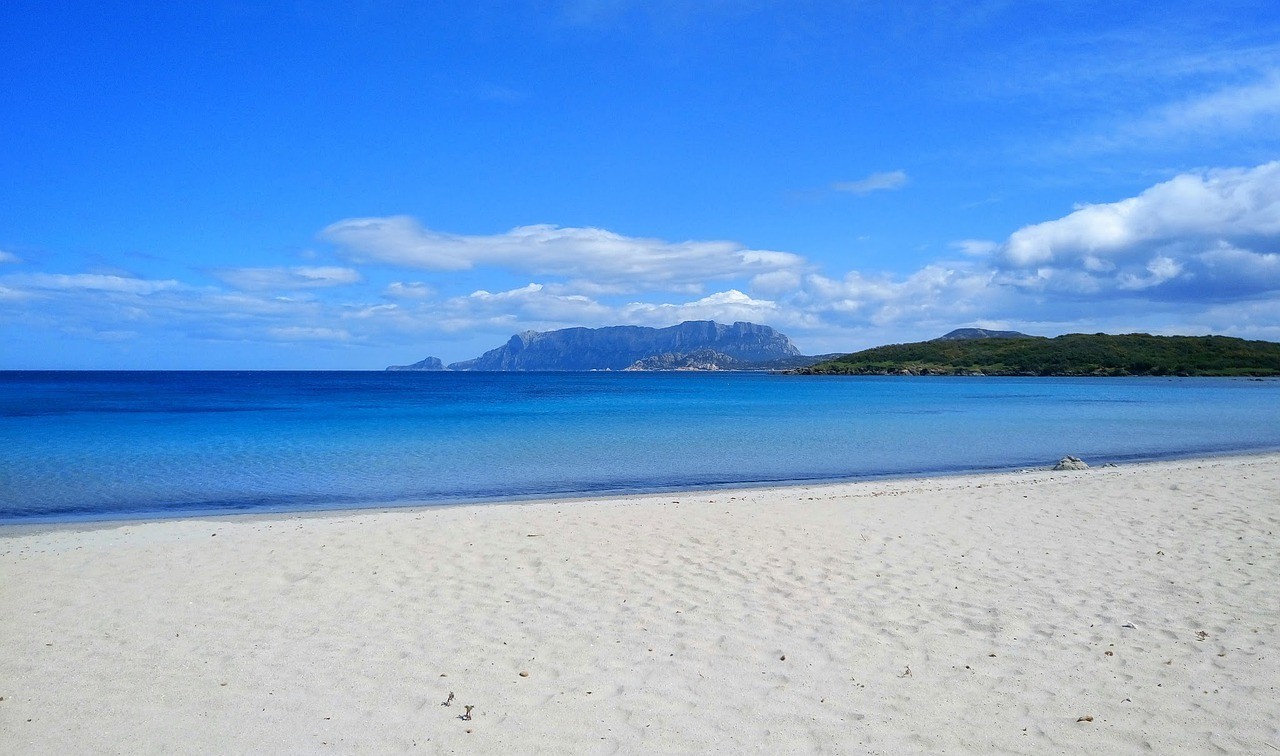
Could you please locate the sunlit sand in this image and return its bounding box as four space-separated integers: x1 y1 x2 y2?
3 454 1278 753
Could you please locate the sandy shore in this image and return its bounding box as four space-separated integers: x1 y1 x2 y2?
2 454 1279 754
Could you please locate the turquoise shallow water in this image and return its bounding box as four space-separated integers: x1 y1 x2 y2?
3 371 1280 523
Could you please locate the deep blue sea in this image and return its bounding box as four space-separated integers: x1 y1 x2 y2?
3 371 1280 524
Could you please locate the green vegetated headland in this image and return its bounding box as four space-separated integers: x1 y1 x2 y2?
800 333 1280 377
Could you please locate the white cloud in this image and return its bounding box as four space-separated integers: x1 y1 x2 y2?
832 170 909 195
0 271 358 346
800 264 998 327
422 284 812 336
266 326 353 342
1197 298 1280 342
0 285 33 301
343 304 399 319
7 273 184 295
321 216 806 290
749 269 803 296
1199 244 1280 280
620 289 813 329
995 162 1280 299
1117 256 1183 291
950 239 998 256
383 281 435 299
0 250 21 264
451 283 614 326
1131 72 1280 142
212 266 361 291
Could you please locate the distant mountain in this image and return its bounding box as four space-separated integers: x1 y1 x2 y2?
385 356 446 371
934 328 1032 341
797 333 1280 376
437 321 802 371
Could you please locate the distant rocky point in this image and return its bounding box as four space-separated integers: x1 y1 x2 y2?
386 356 446 371
387 321 828 372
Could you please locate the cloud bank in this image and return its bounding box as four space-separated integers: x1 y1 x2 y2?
5 162 1280 358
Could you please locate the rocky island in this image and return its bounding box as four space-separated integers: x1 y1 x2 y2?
387 320 829 371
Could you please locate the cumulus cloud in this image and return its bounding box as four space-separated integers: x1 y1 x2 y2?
211 266 361 291
832 170 909 195
800 264 999 326
1116 256 1183 291
991 162 1280 300
0 250 21 264
1001 162 1280 267
321 217 805 291
620 289 812 329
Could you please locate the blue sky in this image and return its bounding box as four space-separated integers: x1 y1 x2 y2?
3 0 1280 368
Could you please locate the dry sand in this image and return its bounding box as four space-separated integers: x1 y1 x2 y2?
2 454 1279 754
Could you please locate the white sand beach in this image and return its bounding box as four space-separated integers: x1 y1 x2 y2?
2 454 1279 754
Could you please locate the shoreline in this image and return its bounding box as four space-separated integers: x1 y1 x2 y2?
3 452 1278 752
6 445 1280 533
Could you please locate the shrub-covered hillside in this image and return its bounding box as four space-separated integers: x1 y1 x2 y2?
800 333 1280 376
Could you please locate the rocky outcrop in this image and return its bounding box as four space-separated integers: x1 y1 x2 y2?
625 349 741 371
446 321 801 371
386 356 446 371
1053 456 1090 471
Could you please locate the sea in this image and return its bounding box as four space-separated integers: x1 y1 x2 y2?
3 371 1280 524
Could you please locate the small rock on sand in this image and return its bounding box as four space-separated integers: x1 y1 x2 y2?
1054 456 1090 471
